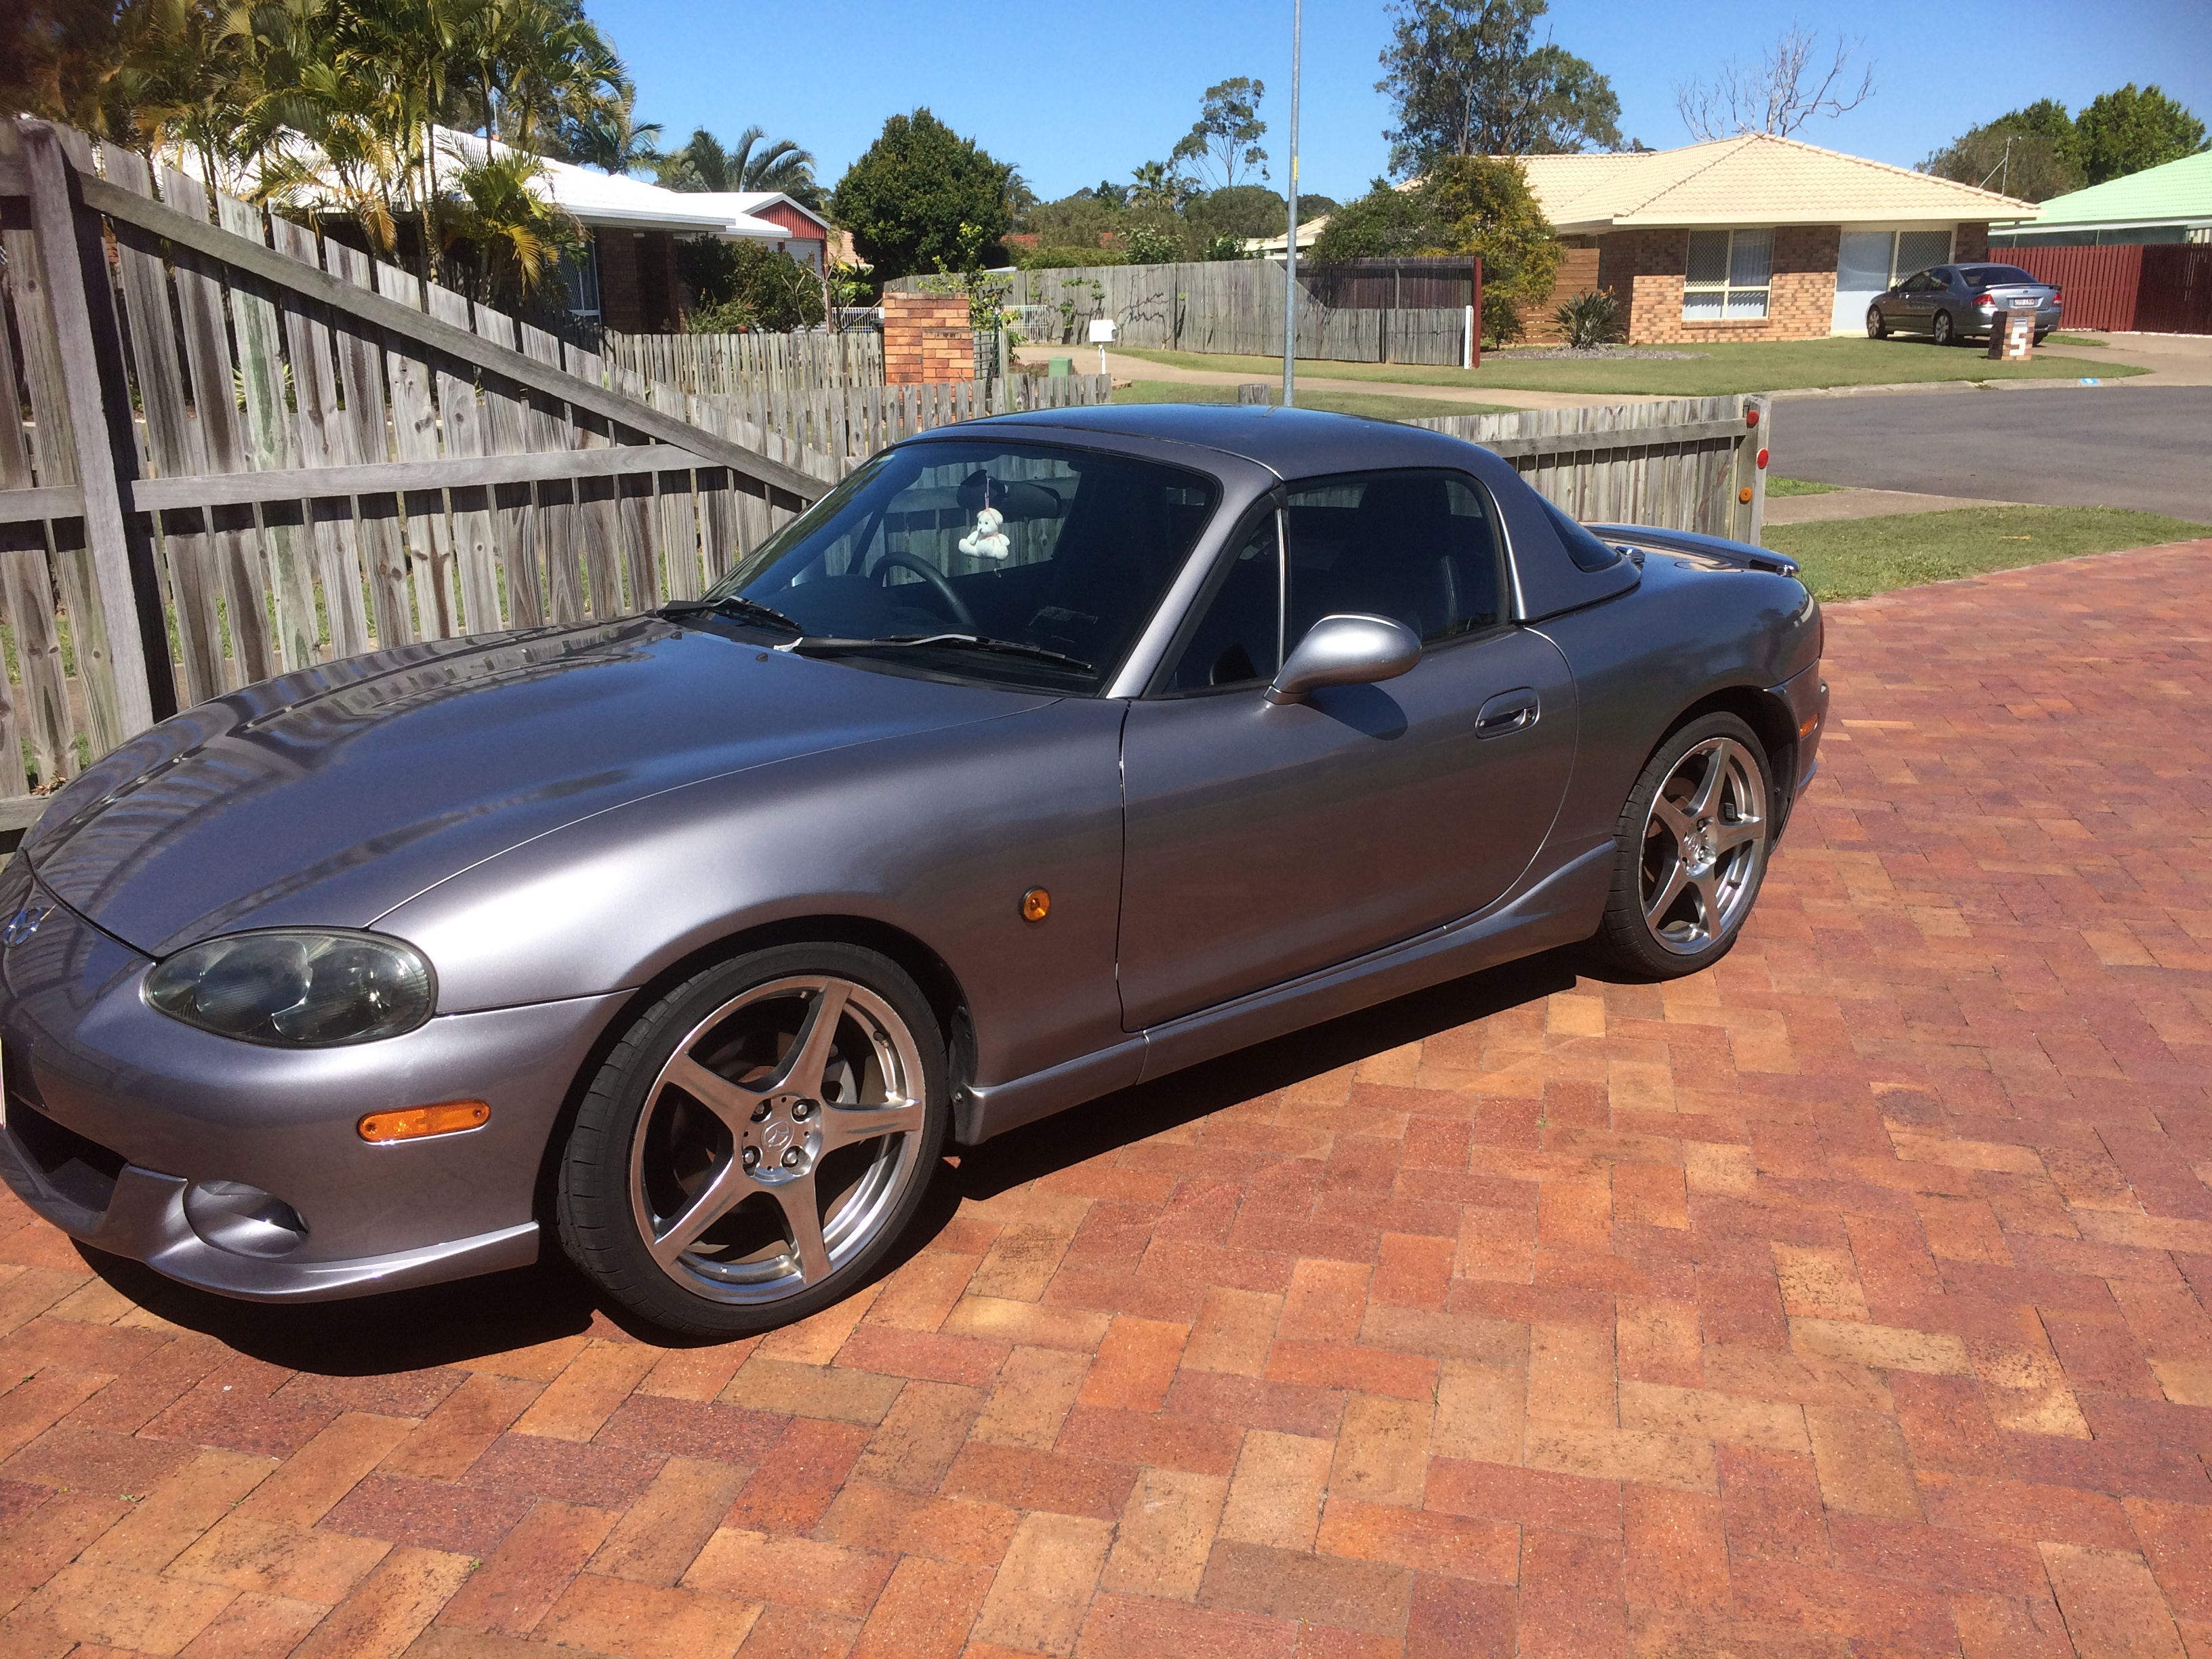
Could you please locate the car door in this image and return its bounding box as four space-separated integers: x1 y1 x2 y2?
1115 470 1577 1031
1896 270 1938 325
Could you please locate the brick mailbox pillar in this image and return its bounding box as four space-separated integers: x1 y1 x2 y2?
883 291 974 384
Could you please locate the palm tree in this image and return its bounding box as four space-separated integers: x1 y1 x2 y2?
657 124 818 203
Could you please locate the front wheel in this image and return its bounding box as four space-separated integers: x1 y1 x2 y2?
1591 714 1774 979
557 943 949 1336
1931 310 1955 346
1866 304 1888 339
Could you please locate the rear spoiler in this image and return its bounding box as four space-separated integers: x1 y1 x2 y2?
1587 524 1800 578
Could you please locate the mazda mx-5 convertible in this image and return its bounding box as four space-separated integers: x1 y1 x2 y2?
0 406 1824 1334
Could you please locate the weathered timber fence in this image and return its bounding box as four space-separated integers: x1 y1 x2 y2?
602 328 886 397
896 260 1478 366
1412 396 1774 544
614 373 1113 483
0 117 825 800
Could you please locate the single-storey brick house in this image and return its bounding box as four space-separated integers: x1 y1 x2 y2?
1519 134 2036 343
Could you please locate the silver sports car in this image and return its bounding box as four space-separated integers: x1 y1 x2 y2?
0 407 1825 1334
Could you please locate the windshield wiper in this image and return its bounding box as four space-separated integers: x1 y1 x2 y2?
659 594 803 634
781 632 1094 676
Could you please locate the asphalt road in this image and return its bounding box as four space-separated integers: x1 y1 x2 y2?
1771 385 2212 523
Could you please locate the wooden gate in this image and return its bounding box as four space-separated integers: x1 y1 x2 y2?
0 118 825 804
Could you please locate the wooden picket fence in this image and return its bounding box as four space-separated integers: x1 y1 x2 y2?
1412 396 1773 542
602 328 886 398
897 261 1478 366
0 117 825 800
650 373 1115 481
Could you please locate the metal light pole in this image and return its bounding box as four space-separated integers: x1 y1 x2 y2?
1282 0 1301 407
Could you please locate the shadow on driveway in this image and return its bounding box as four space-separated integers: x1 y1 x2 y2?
79 945 1584 1374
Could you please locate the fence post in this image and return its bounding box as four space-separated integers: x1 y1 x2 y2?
18 121 165 738
1747 395 1770 547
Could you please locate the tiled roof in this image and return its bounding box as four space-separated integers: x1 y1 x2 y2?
2000 150 2212 229
1517 134 2036 230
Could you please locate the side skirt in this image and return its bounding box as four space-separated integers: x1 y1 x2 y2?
956 842 1613 1144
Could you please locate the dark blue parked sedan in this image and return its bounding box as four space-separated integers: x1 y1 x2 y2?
1867 263 2062 346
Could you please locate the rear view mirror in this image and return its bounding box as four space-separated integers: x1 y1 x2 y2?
1266 614 1422 705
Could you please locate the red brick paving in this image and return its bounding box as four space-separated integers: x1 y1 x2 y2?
1 540 2209 1657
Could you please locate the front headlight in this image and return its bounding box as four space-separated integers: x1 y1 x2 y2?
145 930 435 1046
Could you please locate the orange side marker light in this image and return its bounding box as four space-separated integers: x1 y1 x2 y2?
1021 888 1051 923
1738 487 1754 504
359 1101 490 1143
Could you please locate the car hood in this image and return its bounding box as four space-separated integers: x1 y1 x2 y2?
26 618 1052 956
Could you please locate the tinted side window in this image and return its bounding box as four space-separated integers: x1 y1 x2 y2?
1283 471 1505 646
1165 512 1282 693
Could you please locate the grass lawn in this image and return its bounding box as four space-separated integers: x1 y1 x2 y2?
1118 337 2145 396
1764 506 2210 602
1109 380 1515 419
1766 477 1844 497
2044 332 2108 347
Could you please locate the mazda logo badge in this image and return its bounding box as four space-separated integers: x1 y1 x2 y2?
2 903 52 946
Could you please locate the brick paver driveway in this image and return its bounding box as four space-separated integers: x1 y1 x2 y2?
2 543 2209 1658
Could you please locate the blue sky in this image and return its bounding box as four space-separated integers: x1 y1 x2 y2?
586 0 2211 205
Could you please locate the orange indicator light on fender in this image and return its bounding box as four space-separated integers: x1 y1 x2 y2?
1021 888 1051 922
1799 715 1819 738
359 1101 489 1143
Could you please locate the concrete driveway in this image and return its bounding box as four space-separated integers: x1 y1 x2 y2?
0 541 2209 1655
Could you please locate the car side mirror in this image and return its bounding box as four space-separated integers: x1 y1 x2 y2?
1265 613 1422 706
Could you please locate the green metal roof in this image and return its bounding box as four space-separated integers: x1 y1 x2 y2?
1999 150 2212 228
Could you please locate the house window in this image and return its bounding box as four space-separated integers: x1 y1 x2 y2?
558 240 601 320
1891 229 1954 283
1684 228 1773 321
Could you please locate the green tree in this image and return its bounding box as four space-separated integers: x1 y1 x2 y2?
1376 0 1620 176
1170 76 1267 190
1311 158 1557 344
1920 100 2080 201
2073 83 2207 185
1310 178 1435 258
1128 158 1197 210
682 237 823 331
832 108 1015 283
657 123 819 204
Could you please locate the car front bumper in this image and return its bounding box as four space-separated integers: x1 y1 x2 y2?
0 859 623 1302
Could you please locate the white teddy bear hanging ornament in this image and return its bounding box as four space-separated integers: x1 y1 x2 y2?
958 481 1011 560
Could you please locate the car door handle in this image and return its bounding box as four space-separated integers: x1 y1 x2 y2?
1475 688 1540 737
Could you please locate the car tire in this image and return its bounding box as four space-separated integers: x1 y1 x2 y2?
556 943 949 1336
1590 713 1774 981
1931 310 1954 346
1866 304 1887 339
2034 330 2049 345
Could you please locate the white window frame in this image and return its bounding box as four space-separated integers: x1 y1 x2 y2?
1683 227 1774 321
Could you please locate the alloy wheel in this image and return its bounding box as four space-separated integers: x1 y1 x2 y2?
1866 305 1886 339
1638 737 1767 955
626 974 928 1304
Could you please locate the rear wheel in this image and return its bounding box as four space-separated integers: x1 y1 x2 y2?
1592 714 1774 979
557 943 948 1336
1931 310 1955 346
1866 304 1888 339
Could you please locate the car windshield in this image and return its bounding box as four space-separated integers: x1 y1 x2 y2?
1961 265 2039 287
697 440 1221 692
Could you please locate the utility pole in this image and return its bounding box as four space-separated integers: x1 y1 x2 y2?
1282 0 1302 407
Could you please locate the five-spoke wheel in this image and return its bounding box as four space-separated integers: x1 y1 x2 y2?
1594 713 1774 977
559 945 947 1335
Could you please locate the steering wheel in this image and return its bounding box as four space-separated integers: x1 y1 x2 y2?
871 552 977 630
